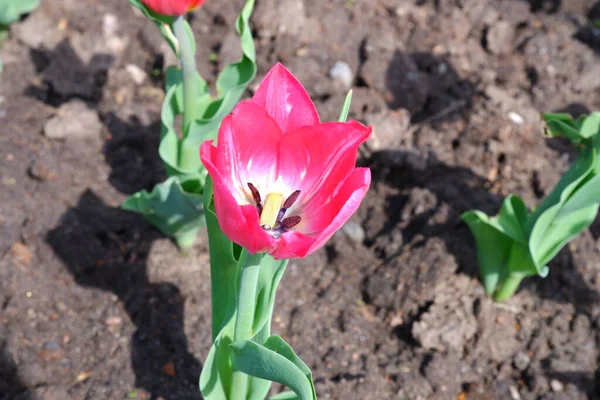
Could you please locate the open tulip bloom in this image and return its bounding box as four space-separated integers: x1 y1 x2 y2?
198 64 370 400
201 64 371 259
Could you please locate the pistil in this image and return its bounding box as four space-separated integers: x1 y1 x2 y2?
259 193 284 230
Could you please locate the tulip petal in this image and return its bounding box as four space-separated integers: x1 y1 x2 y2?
270 230 317 260
269 168 370 259
303 167 370 242
278 121 371 211
251 63 320 133
201 141 276 254
217 102 283 198
142 0 199 16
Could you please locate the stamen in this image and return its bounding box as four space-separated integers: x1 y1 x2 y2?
247 182 262 205
281 216 301 229
276 208 286 224
260 193 284 230
283 190 301 209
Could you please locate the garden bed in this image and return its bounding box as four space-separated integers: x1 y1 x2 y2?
1 0 600 399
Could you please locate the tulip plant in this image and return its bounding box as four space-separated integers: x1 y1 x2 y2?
123 0 257 248
463 112 600 301
200 64 369 400
122 1 371 399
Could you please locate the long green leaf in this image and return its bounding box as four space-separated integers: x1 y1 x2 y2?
338 90 353 122
121 177 204 248
461 210 513 295
231 336 317 400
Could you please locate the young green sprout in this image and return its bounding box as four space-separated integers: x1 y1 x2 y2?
462 112 600 301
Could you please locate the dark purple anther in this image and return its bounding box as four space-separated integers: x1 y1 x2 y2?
281 216 301 229
247 182 262 205
283 190 301 209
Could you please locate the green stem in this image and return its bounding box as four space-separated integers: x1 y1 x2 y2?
494 272 525 302
231 250 263 400
172 16 198 167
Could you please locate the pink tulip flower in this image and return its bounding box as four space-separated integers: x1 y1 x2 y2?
200 63 371 259
142 0 205 16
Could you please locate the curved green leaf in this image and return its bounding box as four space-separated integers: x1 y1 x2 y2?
338 90 353 122
461 210 513 295
0 0 39 25
528 146 596 271
121 177 204 248
579 112 600 139
231 336 317 400
270 392 301 400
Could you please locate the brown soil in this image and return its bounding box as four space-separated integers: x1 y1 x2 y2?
2 0 600 399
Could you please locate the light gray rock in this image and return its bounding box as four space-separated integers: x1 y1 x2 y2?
329 61 354 89
13 12 63 49
44 101 102 140
341 220 365 243
487 20 515 55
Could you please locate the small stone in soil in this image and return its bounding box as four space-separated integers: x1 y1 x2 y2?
44 100 103 141
341 220 365 243
28 161 57 181
329 61 354 89
161 361 176 376
39 341 64 362
513 351 530 371
550 379 564 392
11 242 32 266
487 20 515 55
125 64 147 85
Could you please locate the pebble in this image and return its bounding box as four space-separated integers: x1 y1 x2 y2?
487 20 515 55
341 220 365 243
125 64 148 85
13 12 63 49
550 379 564 392
329 61 354 89
10 242 31 266
28 160 57 181
513 351 530 371
508 111 524 125
39 341 64 362
161 361 176 377
43 100 102 140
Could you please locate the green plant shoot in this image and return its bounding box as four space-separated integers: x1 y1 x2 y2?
122 0 257 248
462 112 600 301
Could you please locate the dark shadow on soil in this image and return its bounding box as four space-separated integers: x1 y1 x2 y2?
24 39 113 106
574 24 600 53
385 51 475 124
0 339 31 400
366 151 600 315
546 370 600 396
522 0 562 13
573 2 600 52
46 191 201 400
102 113 165 195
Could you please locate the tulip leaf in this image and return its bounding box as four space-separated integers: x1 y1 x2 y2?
0 0 40 26
125 0 257 248
121 177 205 248
185 0 257 148
464 112 600 300
461 208 514 295
231 336 317 400
338 90 353 122
270 392 301 400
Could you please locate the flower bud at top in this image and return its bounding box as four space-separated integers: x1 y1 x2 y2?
142 0 205 16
